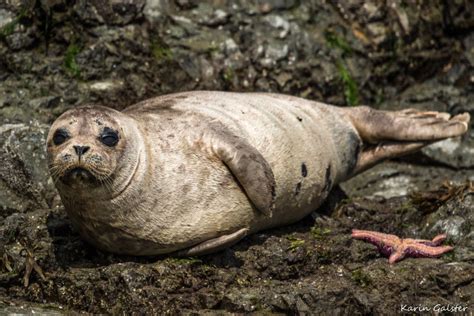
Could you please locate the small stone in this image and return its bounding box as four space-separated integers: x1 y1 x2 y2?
362 2 382 21
204 9 229 27
366 22 388 45
264 15 290 38
89 80 124 91
223 38 239 55
257 0 298 14
274 72 291 87
5 25 38 51
146 0 171 22
74 0 145 25
265 43 289 61
28 96 61 109
0 9 14 29
174 0 197 10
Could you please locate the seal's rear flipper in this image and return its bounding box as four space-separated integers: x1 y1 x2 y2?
342 106 470 175
175 228 249 256
352 141 427 175
344 106 470 143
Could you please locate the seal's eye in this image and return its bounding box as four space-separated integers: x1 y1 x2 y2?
100 127 119 147
53 129 69 145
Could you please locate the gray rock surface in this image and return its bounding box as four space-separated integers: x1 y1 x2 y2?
0 123 53 215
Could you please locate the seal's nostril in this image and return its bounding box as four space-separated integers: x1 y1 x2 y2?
73 145 90 156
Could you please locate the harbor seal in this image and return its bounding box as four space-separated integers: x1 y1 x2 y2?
46 91 470 256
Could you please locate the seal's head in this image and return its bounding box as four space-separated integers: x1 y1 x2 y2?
47 105 138 195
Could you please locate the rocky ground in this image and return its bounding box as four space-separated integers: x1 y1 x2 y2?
0 0 473 314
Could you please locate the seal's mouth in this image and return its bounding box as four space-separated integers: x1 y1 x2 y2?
62 167 98 184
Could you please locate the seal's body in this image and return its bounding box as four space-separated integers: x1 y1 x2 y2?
47 91 470 255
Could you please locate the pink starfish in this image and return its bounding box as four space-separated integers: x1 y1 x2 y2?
351 229 454 264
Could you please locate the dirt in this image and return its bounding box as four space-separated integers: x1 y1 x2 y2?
0 0 473 314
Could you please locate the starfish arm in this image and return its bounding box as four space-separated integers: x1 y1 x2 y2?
405 243 454 258
407 234 447 246
389 248 406 264
352 229 401 248
352 230 396 240
431 234 448 245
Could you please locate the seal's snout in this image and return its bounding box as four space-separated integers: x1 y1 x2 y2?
73 145 90 157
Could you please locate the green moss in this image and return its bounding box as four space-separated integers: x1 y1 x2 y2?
166 257 202 265
0 20 17 38
236 277 250 286
64 43 81 77
351 269 372 287
325 30 352 55
0 7 29 39
223 67 235 83
336 60 359 106
287 236 305 251
310 227 331 239
151 41 173 61
315 248 332 264
396 201 415 214
325 30 360 106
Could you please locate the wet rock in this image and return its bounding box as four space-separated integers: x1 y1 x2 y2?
256 0 298 14
181 30 226 53
73 1 106 25
341 161 474 198
144 0 172 21
259 41 288 67
274 71 291 88
422 136 474 169
463 33 474 67
88 80 124 92
74 0 145 26
389 0 410 35
28 96 61 109
361 2 384 22
264 14 290 38
443 0 474 32
371 174 415 198
422 193 474 262
0 123 54 215
0 9 14 29
4 25 38 51
175 0 197 10
127 74 149 99
366 22 388 45
222 38 239 55
176 52 201 80
0 303 67 315
197 6 229 27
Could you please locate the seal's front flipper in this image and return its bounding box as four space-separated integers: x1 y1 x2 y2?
176 228 249 256
344 106 470 143
201 122 276 216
